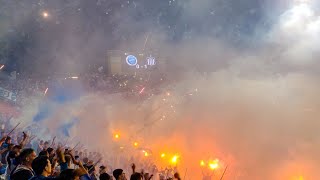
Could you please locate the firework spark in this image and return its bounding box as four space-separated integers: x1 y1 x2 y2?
44 88 49 95
139 87 145 94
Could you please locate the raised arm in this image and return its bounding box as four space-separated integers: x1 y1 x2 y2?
0 136 7 147
66 150 80 166
18 132 28 148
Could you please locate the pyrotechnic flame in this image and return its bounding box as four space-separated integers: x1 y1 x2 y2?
114 134 120 139
161 153 166 158
144 152 149 157
171 155 179 164
208 159 219 170
133 142 138 147
200 160 205 167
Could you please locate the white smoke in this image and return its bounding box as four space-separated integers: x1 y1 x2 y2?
269 0 320 66
9 0 320 179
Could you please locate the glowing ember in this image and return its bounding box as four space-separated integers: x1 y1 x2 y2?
133 142 138 147
114 134 120 139
144 152 149 157
161 153 166 158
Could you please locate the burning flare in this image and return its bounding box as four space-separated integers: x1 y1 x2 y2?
171 155 179 165
133 142 139 147
114 134 120 139
200 160 205 167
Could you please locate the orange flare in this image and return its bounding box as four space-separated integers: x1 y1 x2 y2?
171 155 179 164
208 159 219 170
144 152 149 157
200 160 205 167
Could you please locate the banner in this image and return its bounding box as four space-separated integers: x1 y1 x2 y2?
0 87 16 102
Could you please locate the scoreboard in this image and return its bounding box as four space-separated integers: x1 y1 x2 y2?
125 53 156 69
107 50 166 75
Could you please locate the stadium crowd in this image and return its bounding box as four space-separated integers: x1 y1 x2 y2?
0 70 178 180
0 69 167 107
0 122 182 180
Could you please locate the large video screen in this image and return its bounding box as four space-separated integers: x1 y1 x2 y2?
125 53 156 70
107 50 163 75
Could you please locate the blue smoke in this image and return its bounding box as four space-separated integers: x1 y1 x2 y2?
33 104 51 122
49 84 83 104
59 117 79 137
33 82 84 122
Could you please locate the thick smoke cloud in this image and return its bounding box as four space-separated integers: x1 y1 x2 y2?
3 0 320 179
275 3 320 66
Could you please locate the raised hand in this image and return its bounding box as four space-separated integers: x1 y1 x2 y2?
22 132 28 139
132 163 136 173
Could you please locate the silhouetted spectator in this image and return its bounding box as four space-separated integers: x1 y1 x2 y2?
11 148 36 180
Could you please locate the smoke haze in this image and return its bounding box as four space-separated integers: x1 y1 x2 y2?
2 0 320 179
